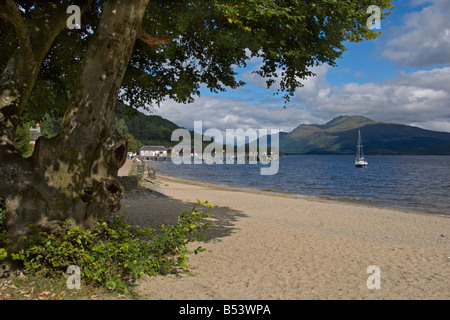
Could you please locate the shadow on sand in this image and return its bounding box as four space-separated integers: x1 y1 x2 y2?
119 193 246 242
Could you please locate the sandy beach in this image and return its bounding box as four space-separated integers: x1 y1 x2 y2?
119 161 449 300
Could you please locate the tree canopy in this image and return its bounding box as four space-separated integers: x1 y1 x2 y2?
2 0 393 123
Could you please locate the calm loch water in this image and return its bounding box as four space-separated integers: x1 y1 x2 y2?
149 155 450 216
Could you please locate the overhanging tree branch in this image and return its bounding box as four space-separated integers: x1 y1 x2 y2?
138 32 173 49
0 0 31 51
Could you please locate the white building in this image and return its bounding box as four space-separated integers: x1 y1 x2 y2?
29 123 41 145
139 146 168 160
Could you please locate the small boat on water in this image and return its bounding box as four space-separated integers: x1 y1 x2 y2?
355 130 368 168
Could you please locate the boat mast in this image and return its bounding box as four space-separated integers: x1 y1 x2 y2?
356 130 363 160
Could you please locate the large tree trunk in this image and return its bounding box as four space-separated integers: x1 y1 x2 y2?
0 1 92 248
2 0 149 249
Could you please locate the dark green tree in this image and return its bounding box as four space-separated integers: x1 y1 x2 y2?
13 122 32 158
39 115 61 139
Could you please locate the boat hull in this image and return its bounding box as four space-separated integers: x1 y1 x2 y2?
355 161 368 168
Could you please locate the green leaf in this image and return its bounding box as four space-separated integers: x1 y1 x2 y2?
0 248 7 260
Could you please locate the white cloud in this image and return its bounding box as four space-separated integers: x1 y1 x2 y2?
152 95 306 133
148 65 450 134
381 0 450 67
292 66 450 131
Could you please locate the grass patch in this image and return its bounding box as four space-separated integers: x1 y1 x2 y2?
1 273 126 300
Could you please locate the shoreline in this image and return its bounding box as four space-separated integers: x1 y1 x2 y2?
155 172 449 219
119 163 450 299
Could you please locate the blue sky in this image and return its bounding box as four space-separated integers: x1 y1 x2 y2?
153 0 450 134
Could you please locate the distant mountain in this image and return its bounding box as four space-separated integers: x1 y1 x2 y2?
280 116 450 155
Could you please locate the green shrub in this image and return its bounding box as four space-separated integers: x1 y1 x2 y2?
11 201 212 293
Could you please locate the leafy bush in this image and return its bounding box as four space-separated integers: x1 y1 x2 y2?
11 201 212 293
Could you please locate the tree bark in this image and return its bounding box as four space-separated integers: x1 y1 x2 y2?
1 0 150 249
0 1 92 248
0 0 93 147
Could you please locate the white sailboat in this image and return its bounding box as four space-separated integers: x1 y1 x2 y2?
355 130 368 168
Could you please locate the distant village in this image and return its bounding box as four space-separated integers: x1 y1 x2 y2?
129 146 212 162
130 145 172 161
130 145 276 163
29 124 276 164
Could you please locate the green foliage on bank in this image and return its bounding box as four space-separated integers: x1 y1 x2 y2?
3 201 212 293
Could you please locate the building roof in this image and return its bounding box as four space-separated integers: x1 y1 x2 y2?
29 129 41 142
140 146 168 151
